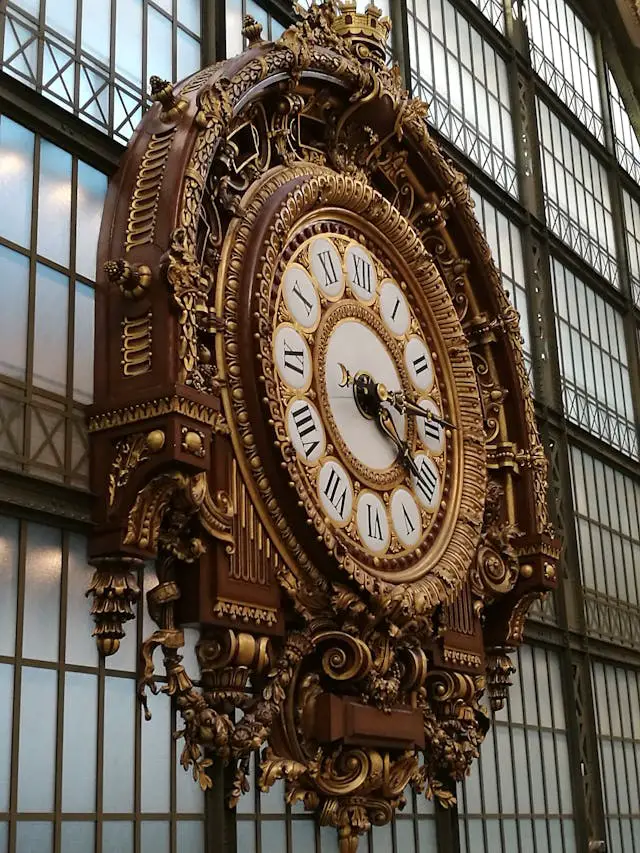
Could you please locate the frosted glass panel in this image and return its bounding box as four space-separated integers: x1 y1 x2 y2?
292 821 316 849
0 823 6 853
22 522 62 662
103 677 135 812
33 264 69 396
260 775 285 813
62 673 98 812
0 516 19 656
37 141 72 267
60 822 95 852
0 245 29 381
65 533 98 667
76 162 107 280
141 689 171 812
260 821 286 850
0 665 13 812
18 667 58 811
148 7 173 83
102 821 133 853
178 0 201 33
115 0 143 85
15 822 52 853
0 117 34 248
236 821 257 853
45 0 76 40
141 821 170 853
177 29 201 81
73 283 95 403
81 0 111 63
177 821 205 853
395 819 417 852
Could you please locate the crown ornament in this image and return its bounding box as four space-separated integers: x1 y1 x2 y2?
331 1 392 64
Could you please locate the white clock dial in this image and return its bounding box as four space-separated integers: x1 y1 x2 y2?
411 453 441 511
309 237 345 299
345 244 377 303
405 336 434 393
286 397 326 464
379 280 410 337
318 459 353 525
283 265 320 330
417 398 445 456
390 487 422 548
356 490 390 554
274 324 312 390
324 319 405 471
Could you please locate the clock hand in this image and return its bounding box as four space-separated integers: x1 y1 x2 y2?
380 386 456 431
376 406 421 479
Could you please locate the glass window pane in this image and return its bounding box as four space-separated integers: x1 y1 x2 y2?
141 689 171 813
0 517 19 657
102 821 133 853
148 7 173 84
141 822 169 853
15 823 52 853
62 672 98 812
0 246 29 382
33 264 69 396
178 0 201 34
0 117 34 248
177 28 201 81
22 522 62 662
18 667 58 811
75 162 107 280
60 822 95 851
0 665 13 813
103 677 136 813
73 283 95 403
37 141 72 267
177 822 204 853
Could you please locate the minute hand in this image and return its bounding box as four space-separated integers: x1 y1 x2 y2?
382 389 456 431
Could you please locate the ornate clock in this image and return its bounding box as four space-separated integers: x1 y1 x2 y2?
87 3 559 850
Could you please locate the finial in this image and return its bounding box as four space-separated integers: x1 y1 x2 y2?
104 259 152 300
149 76 188 123
242 14 264 46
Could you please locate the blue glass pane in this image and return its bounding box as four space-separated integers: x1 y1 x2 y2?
102 821 133 853
115 0 143 85
103 677 135 812
81 0 111 64
62 673 98 812
33 263 69 396
15 823 52 853
0 665 13 812
37 140 72 267
76 161 107 280
178 0 201 35
148 7 173 83
22 522 62 662
73 283 95 403
177 822 204 853
45 0 77 42
226 0 243 57
18 667 58 811
0 117 34 248
0 823 6 853
60 822 95 852
141 690 171 812
177 29 201 81
0 245 29 382
0 516 19 658
65 533 98 668
141 822 169 853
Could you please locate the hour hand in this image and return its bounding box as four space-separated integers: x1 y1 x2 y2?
384 389 456 431
376 407 420 478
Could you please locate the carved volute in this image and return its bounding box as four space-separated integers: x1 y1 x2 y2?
87 3 559 849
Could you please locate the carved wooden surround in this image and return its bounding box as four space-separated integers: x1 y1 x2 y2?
87 4 559 849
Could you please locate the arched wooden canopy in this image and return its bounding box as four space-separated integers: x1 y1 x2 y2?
87 3 558 848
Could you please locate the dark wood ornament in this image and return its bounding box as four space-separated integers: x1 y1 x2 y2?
86 2 559 848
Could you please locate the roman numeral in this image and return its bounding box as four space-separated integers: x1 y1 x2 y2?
292 281 313 316
422 418 440 442
324 468 348 518
367 503 384 540
416 459 438 504
413 354 431 376
283 339 306 375
318 250 339 286
291 403 319 458
390 298 401 321
352 256 372 292
402 504 415 535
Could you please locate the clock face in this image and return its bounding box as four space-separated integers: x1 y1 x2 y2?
270 227 454 582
